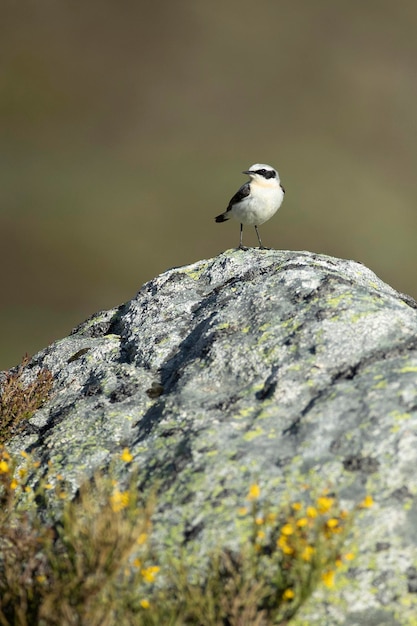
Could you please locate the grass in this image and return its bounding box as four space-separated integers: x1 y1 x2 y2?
0 355 53 444
0 444 373 626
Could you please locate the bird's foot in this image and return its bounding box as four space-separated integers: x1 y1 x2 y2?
238 244 249 251
258 245 272 250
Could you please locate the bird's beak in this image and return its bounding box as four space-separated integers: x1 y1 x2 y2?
242 170 252 176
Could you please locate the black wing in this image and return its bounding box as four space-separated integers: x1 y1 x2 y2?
215 182 251 223
226 182 250 212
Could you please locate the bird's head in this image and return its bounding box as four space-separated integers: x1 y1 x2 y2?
242 163 280 184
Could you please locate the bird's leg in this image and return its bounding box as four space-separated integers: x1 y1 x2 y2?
238 223 248 250
255 225 270 250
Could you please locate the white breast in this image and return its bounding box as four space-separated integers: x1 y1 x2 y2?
231 184 284 226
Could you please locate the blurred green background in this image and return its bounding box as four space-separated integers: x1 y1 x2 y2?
1 0 416 370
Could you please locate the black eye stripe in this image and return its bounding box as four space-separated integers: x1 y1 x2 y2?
255 169 276 179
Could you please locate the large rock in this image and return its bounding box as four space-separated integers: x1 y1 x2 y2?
7 249 417 625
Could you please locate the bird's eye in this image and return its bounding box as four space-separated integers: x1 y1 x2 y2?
259 169 266 175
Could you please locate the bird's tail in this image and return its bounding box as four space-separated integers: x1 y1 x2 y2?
215 212 230 223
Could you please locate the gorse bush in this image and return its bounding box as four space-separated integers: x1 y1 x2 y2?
0 448 156 626
0 445 373 626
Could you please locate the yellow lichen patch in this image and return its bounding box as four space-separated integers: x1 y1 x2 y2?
236 407 255 420
390 411 412 421
181 265 205 281
216 322 230 331
400 366 417 374
243 426 264 442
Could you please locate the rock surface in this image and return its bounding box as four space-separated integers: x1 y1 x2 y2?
6 249 417 625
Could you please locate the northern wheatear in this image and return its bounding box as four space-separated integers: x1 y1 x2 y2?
215 163 285 249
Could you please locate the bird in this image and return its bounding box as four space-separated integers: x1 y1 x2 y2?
215 163 285 250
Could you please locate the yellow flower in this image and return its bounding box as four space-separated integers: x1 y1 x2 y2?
20 451 29 459
247 484 260 501
296 517 308 528
110 489 130 512
256 530 266 541
317 496 334 513
281 523 294 536
321 570 335 588
10 479 18 490
359 495 374 508
140 599 150 609
266 512 277 523
292 502 302 511
238 506 248 516
121 448 133 463
306 506 318 518
137 532 148 545
18 468 27 478
141 565 160 583
301 545 315 562
326 518 339 529
344 552 355 561
277 535 294 555
45 484 53 490
36 575 47 584
255 516 264 525
282 588 295 601
0 460 10 473
133 558 141 568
